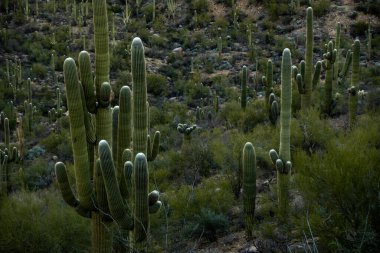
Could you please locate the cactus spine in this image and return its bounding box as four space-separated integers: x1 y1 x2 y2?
241 66 248 110
349 40 360 128
243 142 256 236
269 49 293 220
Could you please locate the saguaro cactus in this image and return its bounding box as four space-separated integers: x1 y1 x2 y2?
263 59 273 108
243 142 256 236
241 65 248 110
294 7 321 109
333 23 341 88
322 41 337 115
349 39 360 128
56 35 161 252
269 48 293 220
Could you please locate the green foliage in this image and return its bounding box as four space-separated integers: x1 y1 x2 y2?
147 73 168 96
313 0 331 17
191 0 209 13
185 208 229 242
168 176 235 220
31 63 48 79
294 114 380 252
40 130 71 157
0 189 91 252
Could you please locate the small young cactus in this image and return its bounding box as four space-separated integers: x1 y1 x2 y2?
177 123 197 142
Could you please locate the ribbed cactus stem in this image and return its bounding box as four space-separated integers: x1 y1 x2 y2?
4 118 10 150
269 48 293 220
241 65 248 110
351 40 360 88
117 86 132 197
303 7 313 108
93 0 110 99
243 142 256 236
132 37 148 157
98 140 133 230
63 58 93 210
265 59 273 107
349 40 360 128
134 153 149 243
279 49 292 163
323 41 336 115
333 23 341 86
27 78 32 103
78 51 96 113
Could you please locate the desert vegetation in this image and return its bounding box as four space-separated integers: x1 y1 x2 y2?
0 0 379 252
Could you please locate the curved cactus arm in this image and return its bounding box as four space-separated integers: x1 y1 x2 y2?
98 140 134 230
148 190 162 214
243 142 256 236
63 58 93 211
96 82 112 144
270 100 279 125
55 162 91 218
78 51 96 113
117 86 132 174
147 135 152 160
148 131 160 161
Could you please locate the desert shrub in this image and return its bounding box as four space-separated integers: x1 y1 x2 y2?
313 0 331 17
40 130 71 157
0 189 91 252
242 99 267 132
147 73 168 96
185 81 210 102
184 208 229 242
168 176 235 220
23 157 54 190
293 107 336 153
25 145 46 160
294 114 380 252
31 63 48 79
149 106 168 127
191 0 209 13
350 20 368 37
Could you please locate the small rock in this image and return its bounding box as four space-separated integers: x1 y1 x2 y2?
172 47 183 54
247 245 258 253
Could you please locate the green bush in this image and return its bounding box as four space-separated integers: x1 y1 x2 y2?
168 176 235 220
313 0 331 17
147 73 168 96
0 189 91 252
294 113 380 252
31 63 48 79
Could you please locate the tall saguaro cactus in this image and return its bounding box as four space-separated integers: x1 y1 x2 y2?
269 49 293 220
243 142 256 236
349 39 360 128
241 65 248 110
294 7 321 109
322 41 337 115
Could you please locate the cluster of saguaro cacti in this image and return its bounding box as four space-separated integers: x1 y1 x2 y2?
293 7 322 109
242 142 256 236
322 41 337 115
56 37 161 252
177 123 197 142
0 118 20 196
54 0 161 251
241 66 248 110
348 39 360 128
269 48 293 220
